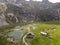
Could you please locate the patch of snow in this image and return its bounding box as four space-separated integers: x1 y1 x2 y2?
7 37 16 43
32 26 36 30
49 28 56 31
40 32 48 36
7 38 13 42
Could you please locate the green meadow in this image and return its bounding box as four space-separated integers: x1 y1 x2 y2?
27 23 60 45
0 22 60 45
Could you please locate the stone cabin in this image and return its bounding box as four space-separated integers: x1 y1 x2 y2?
26 32 35 38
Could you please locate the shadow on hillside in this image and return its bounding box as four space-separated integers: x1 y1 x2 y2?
44 21 60 25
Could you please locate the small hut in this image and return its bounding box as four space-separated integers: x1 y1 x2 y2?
26 32 35 38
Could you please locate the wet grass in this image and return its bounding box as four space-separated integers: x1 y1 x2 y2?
0 25 27 45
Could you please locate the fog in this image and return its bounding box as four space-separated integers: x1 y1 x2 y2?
26 0 60 3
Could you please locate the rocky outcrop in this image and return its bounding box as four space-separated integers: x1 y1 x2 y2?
0 15 9 26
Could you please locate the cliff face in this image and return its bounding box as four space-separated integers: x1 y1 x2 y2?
5 3 35 24
0 0 60 24
0 15 9 26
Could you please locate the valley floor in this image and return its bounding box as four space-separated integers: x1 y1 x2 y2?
27 23 60 45
0 22 60 45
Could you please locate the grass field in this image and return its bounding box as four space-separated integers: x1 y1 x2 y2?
0 22 60 45
27 23 60 45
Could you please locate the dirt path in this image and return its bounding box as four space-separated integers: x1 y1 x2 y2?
23 25 31 45
23 35 28 45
